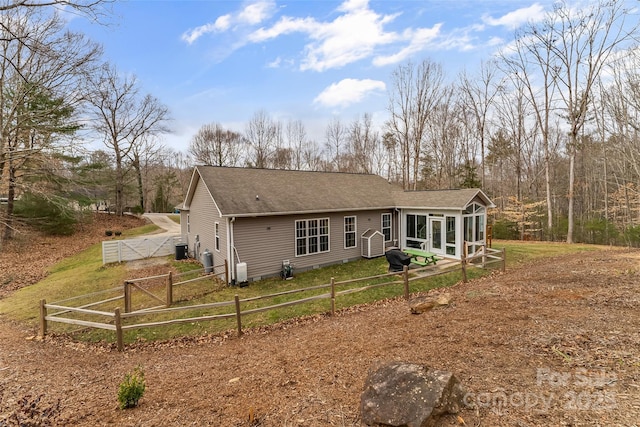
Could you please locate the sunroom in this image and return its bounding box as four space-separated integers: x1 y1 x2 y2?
395 190 494 260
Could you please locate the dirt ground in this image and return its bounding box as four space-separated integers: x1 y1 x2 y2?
1 216 639 426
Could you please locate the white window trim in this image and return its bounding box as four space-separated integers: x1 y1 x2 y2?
381 213 392 242
295 218 330 257
215 222 220 252
344 216 357 249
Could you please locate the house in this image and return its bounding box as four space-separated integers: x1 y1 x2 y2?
179 166 494 284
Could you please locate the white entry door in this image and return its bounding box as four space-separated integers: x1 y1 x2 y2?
429 218 445 255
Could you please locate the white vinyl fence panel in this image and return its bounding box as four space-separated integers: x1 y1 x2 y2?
102 236 183 264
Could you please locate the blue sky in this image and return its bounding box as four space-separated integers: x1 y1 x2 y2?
67 0 556 154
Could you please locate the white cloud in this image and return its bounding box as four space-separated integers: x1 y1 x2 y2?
238 0 276 25
373 25 442 66
248 16 317 42
214 14 232 32
314 78 386 108
182 0 276 45
482 3 546 29
299 3 401 71
266 57 281 68
182 22 218 44
184 0 520 70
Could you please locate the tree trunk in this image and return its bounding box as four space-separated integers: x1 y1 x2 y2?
545 149 553 240
3 164 17 241
115 157 125 216
132 153 144 213
567 146 576 244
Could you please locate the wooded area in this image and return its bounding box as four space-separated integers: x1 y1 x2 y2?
1 0 640 250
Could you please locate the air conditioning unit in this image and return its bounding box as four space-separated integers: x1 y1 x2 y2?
236 262 248 284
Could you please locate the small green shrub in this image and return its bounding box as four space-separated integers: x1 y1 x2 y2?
117 366 146 409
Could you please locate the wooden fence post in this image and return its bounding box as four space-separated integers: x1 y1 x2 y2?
39 299 47 338
403 266 410 300
501 247 506 272
114 307 124 352
234 294 242 336
330 277 336 316
224 259 229 285
461 255 468 283
124 281 131 313
166 272 173 307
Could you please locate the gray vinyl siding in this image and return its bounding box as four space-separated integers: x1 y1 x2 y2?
232 209 392 281
187 179 228 276
180 210 189 237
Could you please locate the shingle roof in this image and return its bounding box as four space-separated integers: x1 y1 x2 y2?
188 166 493 216
194 166 398 216
393 188 494 210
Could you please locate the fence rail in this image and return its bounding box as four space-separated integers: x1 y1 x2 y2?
39 248 505 351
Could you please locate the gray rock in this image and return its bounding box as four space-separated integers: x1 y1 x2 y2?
360 361 465 427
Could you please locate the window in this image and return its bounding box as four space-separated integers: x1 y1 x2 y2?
215 222 220 251
406 214 428 248
186 214 190 233
381 213 392 242
407 214 416 238
446 216 456 256
344 216 356 249
463 203 486 254
296 218 330 256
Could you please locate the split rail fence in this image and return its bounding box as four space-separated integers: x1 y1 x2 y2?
39 248 505 351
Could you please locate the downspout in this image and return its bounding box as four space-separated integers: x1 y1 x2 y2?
394 208 401 248
227 217 236 283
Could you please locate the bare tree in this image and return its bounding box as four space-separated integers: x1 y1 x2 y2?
189 122 245 167
347 113 380 174
84 63 170 215
386 59 445 190
301 138 323 171
130 135 163 212
458 60 502 188
500 19 559 239
427 84 462 188
324 116 346 172
166 148 193 201
543 0 637 243
0 0 112 17
245 110 279 169
285 119 307 170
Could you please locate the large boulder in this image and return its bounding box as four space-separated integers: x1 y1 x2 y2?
360 361 465 427
409 293 451 314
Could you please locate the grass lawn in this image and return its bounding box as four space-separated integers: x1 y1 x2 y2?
0 236 605 345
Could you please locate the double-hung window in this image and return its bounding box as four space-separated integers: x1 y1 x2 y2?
344 216 356 249
215 222 220 251
381 213 391 242
296 218 329 256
